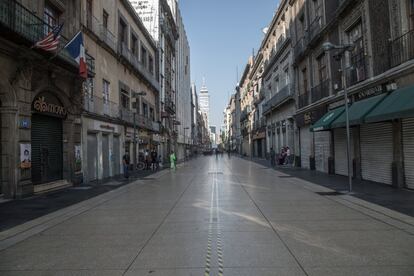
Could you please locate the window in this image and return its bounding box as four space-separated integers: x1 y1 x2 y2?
150 107 154 121
86 0 92 29
301 68 308 94
142 103 148 117
141 46 147 67
85 78 94 97
119 19 127 46
103 79 110 104
317 54 327 83
121 89 130 109
131 35 138 56
284 68 289 86
274 77 279 93
44 3 59 33
149 55 154 73
103 10 108 29
347 21 366 84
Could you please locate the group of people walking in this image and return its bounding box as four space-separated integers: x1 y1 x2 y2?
270 146 291 167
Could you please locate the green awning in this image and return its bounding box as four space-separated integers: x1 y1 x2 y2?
331 94 387 128
310 106 345 132
365 86 414 123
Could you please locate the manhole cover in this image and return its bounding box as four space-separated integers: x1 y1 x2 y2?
316 191 343 196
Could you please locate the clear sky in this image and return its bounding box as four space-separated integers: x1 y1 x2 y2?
180 0 279 129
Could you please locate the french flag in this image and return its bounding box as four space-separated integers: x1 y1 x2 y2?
65 31 87 79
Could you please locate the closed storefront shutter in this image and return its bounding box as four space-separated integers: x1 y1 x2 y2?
102 134 110 179
32 114 63 184
403 118 414 189
361 123 393 185
315 131 331 173
113 136 121 175
87 134 97 181
334 128 354 176
300 126 311 169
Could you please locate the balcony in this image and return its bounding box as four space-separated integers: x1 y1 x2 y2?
298 92 309 109
293 35 308 63
262 85 293 115
85 14 117 52
0 0 86 69
84 95 119 118
389 29 414 69
84 95 158 131
119 43 159 92
311 79 330 103
309 15 324 42
164 96 176 114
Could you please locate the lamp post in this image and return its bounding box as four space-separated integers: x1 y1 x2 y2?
133 91 147 169
322 42 355 193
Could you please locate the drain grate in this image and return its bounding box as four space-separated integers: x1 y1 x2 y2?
316 191 343 196
71 186 92 190
208 172 223 175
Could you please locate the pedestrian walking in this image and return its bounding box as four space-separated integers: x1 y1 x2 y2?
144 149 150 170
285 146 291 165
122 153 130 179
170 151 177 171
270 147 275 166
151 149 158 171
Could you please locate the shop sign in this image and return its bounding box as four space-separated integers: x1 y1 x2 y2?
356 85 385 100
33 96 67 118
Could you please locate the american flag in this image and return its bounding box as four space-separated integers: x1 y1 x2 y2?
33 23 64 52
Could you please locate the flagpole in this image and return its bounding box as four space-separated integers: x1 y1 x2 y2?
49 30 82 61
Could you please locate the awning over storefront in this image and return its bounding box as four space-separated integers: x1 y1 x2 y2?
365 85 414 123
331 94 387 128
310 106 345 132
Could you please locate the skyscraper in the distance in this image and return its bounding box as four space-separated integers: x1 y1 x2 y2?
199 80 210 128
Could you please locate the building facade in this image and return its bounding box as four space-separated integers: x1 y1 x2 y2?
0 0 90 197
199 82 210 127
292 0 414 189
132 0 179 163
81 0 160 183
262 0 296 163
175 8 192 161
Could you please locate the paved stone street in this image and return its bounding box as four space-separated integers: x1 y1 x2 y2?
0 156 414 276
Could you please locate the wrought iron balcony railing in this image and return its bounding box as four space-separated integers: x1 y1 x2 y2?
0 0 94 75
389 29 414 68
262 85 293 115
309 15 324 42
119 42 159 91
311 79 330 103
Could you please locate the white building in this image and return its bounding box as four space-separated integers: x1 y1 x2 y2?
175 7 192 161
131 0 179 161
199 82 210 127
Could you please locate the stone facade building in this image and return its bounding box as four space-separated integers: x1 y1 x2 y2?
0 0 90 197
81 0 160 183
231 0 414 189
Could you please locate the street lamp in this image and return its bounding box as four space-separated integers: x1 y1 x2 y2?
322 42 355 193
133 91 147 168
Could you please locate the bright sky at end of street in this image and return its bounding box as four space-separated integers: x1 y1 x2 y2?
180 0 280 130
